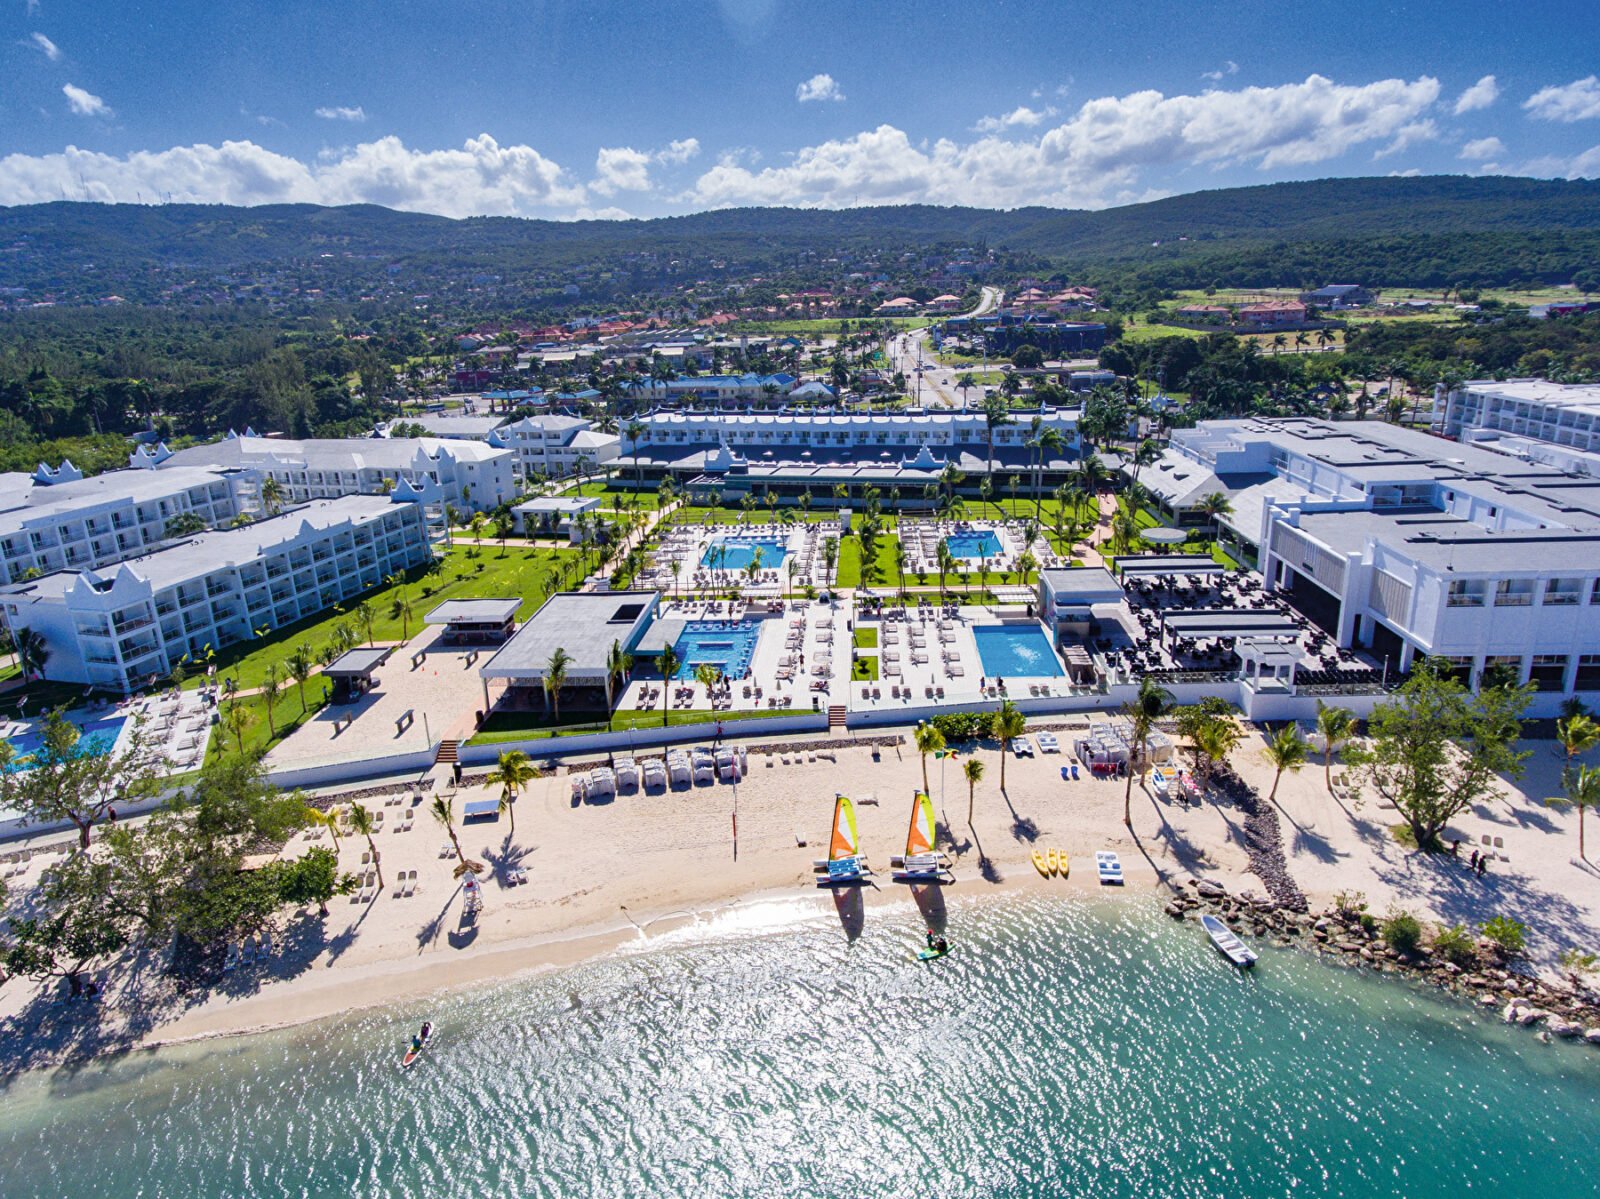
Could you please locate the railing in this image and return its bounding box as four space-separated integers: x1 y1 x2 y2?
113 616 154 634
1296 680 1390 697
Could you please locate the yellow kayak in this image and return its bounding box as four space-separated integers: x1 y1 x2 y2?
1031 849 1051 877
1056 849 1070 879
1046 847 1060 876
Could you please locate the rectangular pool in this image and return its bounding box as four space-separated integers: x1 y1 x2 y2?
701 536 789 571
3 714 127 769
972 624 1064 678
944 529 1002 560
671 620 765 679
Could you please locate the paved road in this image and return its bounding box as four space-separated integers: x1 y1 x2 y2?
884 286 1005 410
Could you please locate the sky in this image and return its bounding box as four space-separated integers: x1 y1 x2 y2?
3 0 1600 220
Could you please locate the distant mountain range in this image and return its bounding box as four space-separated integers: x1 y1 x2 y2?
4 174 1599 304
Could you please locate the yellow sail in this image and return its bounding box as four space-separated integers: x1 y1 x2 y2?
905 791 937 858
829 794 860 861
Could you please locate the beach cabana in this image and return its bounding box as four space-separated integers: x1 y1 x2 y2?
324 646 393 704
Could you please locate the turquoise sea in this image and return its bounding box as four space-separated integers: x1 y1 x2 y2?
1 893 1597 1198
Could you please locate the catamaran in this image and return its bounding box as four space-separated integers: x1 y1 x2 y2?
813 793 871 886
890 791 951 883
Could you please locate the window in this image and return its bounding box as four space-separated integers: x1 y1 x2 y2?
1531 654 1569 692
1575 654 1600 692
1447 580 1485 608
1493 579 1534 607
1544 578 1583 606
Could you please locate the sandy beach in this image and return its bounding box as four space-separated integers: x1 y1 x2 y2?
5 723 1600 1063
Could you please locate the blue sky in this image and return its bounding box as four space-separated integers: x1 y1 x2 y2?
3 0 1599 217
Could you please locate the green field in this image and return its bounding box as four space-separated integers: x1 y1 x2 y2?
206 687 330 766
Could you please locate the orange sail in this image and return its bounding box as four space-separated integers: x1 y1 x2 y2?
828 794 860 861
905 791 937 858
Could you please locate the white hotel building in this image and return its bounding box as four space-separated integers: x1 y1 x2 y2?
1 495 433 692
1161 416 1600 709
489 415 620 481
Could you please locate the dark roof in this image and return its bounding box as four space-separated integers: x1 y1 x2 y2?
324 646 394 677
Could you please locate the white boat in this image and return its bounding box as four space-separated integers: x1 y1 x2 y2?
1095 850 1124 885
814 794 870 886
1200 913 1259 969
890 792 950 883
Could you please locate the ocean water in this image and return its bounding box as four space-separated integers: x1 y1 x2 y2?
1 894 1597 1198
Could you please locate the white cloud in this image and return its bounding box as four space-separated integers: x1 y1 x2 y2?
26 0 39 13
62 83 109 117
796 73 844 103
0 134 587 217
1524 76 1600 122
592 146 652 195
1459 135 1505 160
28 32 61 61
1521 145 1600 179
695 74 1442 210
974 105 1055 133
1373 119 1438 159
1201 61 1239 83
314 105 367 122
655 138 701 165
1453 75 1499 114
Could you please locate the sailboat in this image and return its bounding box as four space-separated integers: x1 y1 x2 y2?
891 791 952 883
813 793 871 886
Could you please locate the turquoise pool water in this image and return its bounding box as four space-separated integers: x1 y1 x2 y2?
2 714 126 770
671 619 763 678
973 622 1064 677
944 529 1002 559
701 536 788 571
3 895 1598 1199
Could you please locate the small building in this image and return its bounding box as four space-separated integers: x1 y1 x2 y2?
424 598 520 645
1300 284 1372 308
324 646 394 704
1238 303 1307 328
512 495 604 539
1174 304 1230 324
479 591 659 715
1037 567 1125 633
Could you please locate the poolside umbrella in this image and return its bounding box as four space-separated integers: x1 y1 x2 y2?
1142 528 1189 546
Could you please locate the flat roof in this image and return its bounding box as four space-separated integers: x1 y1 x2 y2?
424 599 521 625
1162 610 1299 637
1040 567 1123 601
633 617 686 655
513 496 602 513
324 646 393 677
1114 554 1226 577
481 592 656 680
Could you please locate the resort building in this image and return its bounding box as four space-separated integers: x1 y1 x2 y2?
0 495 434 692
1435 379 1600 458
145 432 516 514
1149 416 1600 708
382 413 507 441
623 373 800 408
489 415 620 481
617 409 1080 505
479 591 659 713
0 463 248 585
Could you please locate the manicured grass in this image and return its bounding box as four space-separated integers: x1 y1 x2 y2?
851 656 879 682
207 687 331 766
853 626 878 650
202 544 581 694
834 532 902 589
564 481 664 509
467 706 795 745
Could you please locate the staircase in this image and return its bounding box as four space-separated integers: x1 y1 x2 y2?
827 705 847 731
434 739 460 766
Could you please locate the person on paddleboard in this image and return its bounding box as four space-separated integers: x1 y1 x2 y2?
926 929 948 955
412 1022 431 1052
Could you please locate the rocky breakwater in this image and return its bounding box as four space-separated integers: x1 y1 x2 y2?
1208 767 1308 912
1164 878 1600 1050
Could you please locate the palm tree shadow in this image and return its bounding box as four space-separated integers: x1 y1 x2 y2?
322 892 380 965
936 820 973 858
481 836 537 885
998 782 1039 843
969 825 1003 883
415 883 464 953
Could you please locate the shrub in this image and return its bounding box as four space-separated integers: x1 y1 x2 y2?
929 711 991 742
1432 924 1477 967
1358 912 1379 937
1333 890 1368 917
1481 916 1528 957
1381 909 1423 954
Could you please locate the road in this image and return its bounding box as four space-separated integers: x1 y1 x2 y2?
883 286 1003 409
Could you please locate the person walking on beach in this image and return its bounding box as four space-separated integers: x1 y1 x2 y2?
1477 855 1488 878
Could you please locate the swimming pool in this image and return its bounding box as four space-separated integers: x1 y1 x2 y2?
944 529 1002 560
701 537 789 571
973 624 1064 678
671 620 765 679
3 714 127 769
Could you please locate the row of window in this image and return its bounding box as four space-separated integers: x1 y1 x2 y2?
1446 577 1597 607
1440 653 1600 692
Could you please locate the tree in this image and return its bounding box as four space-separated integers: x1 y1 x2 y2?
429 796 483 876
694 662 722 700
1346 659 1532 851
355 599 377 645
964 756 985 825
259 475 286 516
485 749 539 835
303 803 343 855
605 638 633 714
163 511 207 540
1196 491 1233 537
12 626 49 681
221 699 254 754
658 645 680 727
1174 699 1244 784
347 802 383 892
0 708 164 849
990 701 1027 792
982 393 1012 475
1122 676 1173 826
260 663 283 737
1557 712 1600 773
1314 702 1355 791
821 537 838 586
1550 763 1600 861
1263 724 1309 801
914 723 946 795
274 845 355 917
389 587 416 641
288 643 315 714
545 646 571 721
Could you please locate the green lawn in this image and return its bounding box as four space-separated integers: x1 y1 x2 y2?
851 656 879 682
564 481 664 509
853 626 878 650
834 532 901 589
467 706 796 745
206 686 331 766
202 544 581 694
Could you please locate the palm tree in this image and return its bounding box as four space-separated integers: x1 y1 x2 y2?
935 542 955 601
694 662 722 703
1032 427 1064 523
604 639 633 715
658 645 680 727
429 795 483 876
259 475 286 516
485 749 539 835
1195 491 1233 538
1554 763 1600 861
983 394 1013 477
545 646 571 721
821 537 838 586
1122 677 1173 825
288 644 314 714
261 663 283 736
303 803 343 856
348 802 383 891
355 599 377 645
914 723 946 795
389 587 416 641
964 756 985 825
1263 724 1308 801
1557 712 1600 772
990 701 1026 792
221 699 254 753
1315 702 1355 791
12 627 49 681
